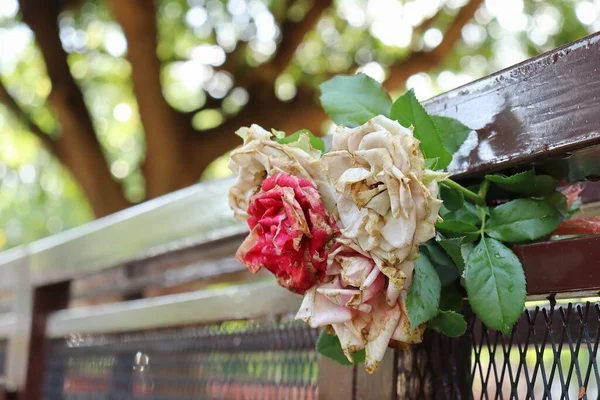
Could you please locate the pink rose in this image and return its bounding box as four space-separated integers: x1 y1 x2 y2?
296 240 424 372
236 173 337 294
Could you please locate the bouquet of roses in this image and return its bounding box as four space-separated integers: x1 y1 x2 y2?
227 73 578 373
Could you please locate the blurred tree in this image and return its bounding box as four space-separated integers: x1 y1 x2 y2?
0 0 596 248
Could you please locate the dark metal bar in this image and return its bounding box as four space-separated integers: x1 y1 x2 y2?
424 32 600 179
18 282 70 400
514 236 600 297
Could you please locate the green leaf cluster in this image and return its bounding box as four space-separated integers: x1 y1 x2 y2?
418 169 566 335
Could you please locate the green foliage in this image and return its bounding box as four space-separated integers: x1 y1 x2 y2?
432 116 472 154
464 237 526 334
316 330 365 365
406 253 442 328
275 129 325 152
437 236 467 273
436 220 480 242
439 284 464 312
486 170 556 197
390 89 453 168
429 310 467 337
421 241 459 286
440 185 464 211
485 199 561 243
319 74 392 127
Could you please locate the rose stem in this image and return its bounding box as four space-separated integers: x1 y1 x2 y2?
440 179 485 206
477 179 491 234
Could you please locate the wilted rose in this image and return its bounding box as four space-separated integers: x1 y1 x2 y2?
296 239 424 372
322 115 445 290
236 173 337 294
228 125 336 220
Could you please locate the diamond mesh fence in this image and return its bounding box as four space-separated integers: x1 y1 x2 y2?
398 302 600 399
40 301 600 399
42 318 318 400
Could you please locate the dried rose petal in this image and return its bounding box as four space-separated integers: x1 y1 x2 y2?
236 173 337 294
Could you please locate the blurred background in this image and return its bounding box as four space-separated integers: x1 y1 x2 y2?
0 0 597 251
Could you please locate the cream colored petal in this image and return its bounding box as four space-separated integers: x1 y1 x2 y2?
391 299 425 343
347 123 377 152
381 208 416 249
358 131 411 173
365 300 401 374
371 115 413 138
365 191 391 216
331 125 353 151
322 151 355 182
338 195 367 233
339 255 374 287
332 323 366 363
296 290 354 328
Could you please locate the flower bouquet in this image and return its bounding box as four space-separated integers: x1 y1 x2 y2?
228 73 578 373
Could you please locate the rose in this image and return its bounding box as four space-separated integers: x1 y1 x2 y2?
236 173 337 294
228 125 336 220
322 115 445 289
296 239 424 372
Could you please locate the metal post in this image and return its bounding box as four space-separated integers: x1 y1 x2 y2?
19 281 70 400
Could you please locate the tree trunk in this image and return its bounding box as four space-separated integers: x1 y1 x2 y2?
107 0 202 199
18 0 130 217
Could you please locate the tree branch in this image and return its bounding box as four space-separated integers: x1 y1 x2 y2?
237 0 334 87
0 80 59 155
384 0 483 90
19 0 131 216
269 0 334 76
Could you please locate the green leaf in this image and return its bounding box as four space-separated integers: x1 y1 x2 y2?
429 310 468 337
530 175 557 196
485 199 561 243
319 74 392 127
440 185 464 211
316 330 365 365
486 170 534 188
486 170 556 196
390 90 452 168
461 242 475 265
431 115 471 154
436 220 479 242
438 236 466 273
425 158 439 170
439 283 464 312
464 237 526 334
421 242 459 286
275 129 325 152
440 202 481 226
406 253 442 328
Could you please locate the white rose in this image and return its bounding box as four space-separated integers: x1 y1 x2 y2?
228 125 336 219
322 115 445 289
